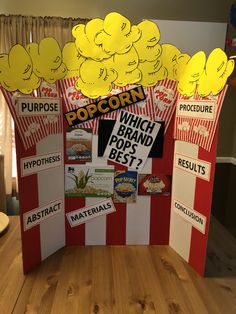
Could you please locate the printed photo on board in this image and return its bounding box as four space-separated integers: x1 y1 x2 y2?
138 174 172 196
65 165 114 197
66 128 92 162
113 170 138 203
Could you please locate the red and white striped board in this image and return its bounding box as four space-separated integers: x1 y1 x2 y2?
1 86 63 150
169 129 218 275
174 88 227 151
62 99 175 246
15 130 65 273
2 77 221 276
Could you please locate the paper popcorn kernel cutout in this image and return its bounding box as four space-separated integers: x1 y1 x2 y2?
177 51 206 96
133 20 162 62
138 59 167 86
27 37 67 83
103 47 141 86
173 53 191 81
72 19 110 61
114 69 142 87
62 42 86 78
178 121 190 132
0 45 41 94
95 12 141 55
43 115 58 124
198 48 235 96
75 59 117 98
0 12 234 98
161 44 181 80
24 122 40 137
193 125 209 137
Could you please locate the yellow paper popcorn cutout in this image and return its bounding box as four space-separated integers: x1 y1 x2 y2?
0 45 40 94
0 13 233 98
102 47 141 86
177 51 206 96
62 42 86 78
198 48 235 96
133 20 162 62
161 44 181 80
75 59 117 98
95 12 141 55
27 37 67 83
72 19 110 61
138 58 167 86
114 69 142 86
0 54 11 88
173 53 191 81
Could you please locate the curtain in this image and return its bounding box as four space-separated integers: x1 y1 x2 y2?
0 14 89 213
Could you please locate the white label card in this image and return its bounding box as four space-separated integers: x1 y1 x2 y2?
67 198 116 227
24 199 63 230
17 97 61 116
173 199 206 234
21 152 62 177
176 100 216 120
175 153 211 181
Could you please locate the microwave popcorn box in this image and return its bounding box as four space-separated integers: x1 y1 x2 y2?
113 170 138 203
66 128 92 162
65 165 114 197
138 174 172 196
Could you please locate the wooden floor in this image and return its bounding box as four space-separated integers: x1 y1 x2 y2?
0 217 236 314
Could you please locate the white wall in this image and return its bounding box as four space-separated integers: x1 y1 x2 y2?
0 0 232 23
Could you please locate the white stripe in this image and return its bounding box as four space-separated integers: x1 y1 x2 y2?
85 134 107 245
85 198 107 245
37 133 65 260
126 158 152 244
169 141 198 261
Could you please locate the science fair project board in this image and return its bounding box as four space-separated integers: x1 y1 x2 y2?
0 13 233 275
155 20 228 275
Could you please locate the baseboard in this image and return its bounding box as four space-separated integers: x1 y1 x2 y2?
216 157 236 166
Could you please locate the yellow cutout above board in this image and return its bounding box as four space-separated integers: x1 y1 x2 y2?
0 12 234 98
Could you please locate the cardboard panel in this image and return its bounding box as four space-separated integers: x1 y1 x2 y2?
1 16 229 276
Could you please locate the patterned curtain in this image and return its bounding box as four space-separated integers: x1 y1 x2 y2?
0 14 89 213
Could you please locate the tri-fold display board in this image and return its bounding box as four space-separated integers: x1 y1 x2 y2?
0 14 232 275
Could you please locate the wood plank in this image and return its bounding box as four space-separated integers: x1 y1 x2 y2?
0 212 9 234
0 217 25 314
13 249 64 314
206 215 236 276
50 246 93 314
1 216 235 314
123 246 169 313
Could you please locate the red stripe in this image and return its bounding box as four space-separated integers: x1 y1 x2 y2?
65 197 86 245
149 194 171 244
15 131 41 273
153 116 175 174
149 115 174 244
188 126 218 275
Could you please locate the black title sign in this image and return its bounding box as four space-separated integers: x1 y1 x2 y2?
64 86 146 127
98 120 164 158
